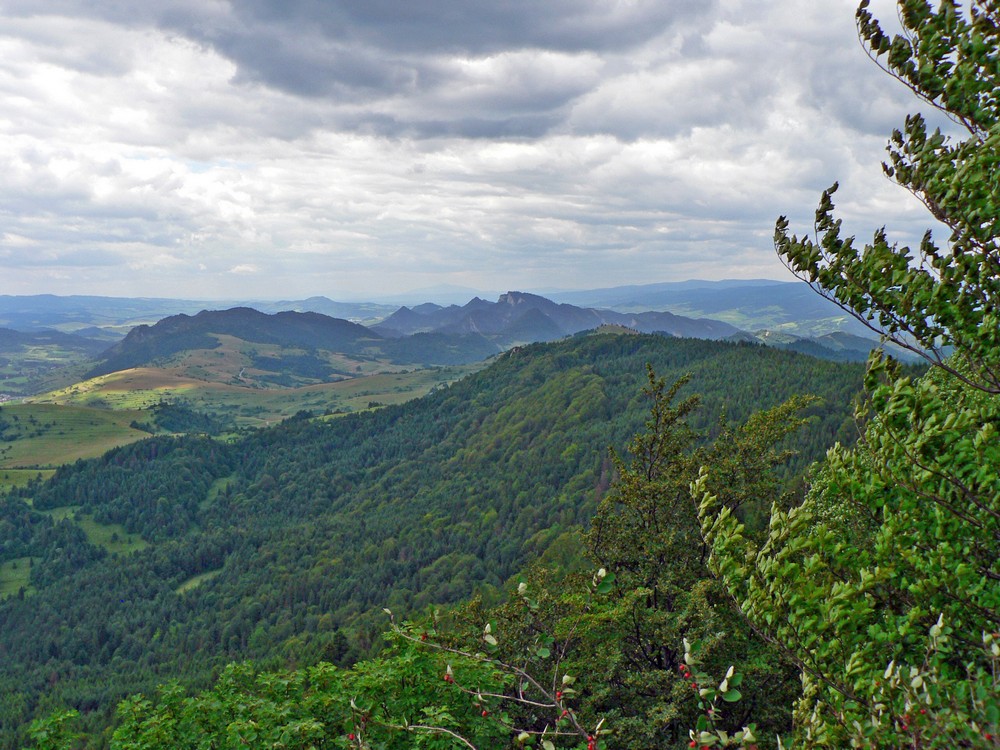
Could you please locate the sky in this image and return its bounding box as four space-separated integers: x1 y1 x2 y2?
0 0 953 301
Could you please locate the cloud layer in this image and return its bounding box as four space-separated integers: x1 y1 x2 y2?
0 0 952 299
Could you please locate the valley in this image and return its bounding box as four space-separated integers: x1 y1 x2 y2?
0 282 927 747
0 327 870 746
5 2 996 746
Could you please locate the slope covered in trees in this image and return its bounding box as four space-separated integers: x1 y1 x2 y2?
0 333 867 746
19 1 1000 748
61 368 816 750
694 1 1000 747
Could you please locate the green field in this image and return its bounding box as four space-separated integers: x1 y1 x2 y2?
176 569 223 594
31 363 483 429
0 349 97 398
0 557 33 598
0 469 54 493
0 363 485 476
40 506 148 555
0 403 149 468
76 516 148 555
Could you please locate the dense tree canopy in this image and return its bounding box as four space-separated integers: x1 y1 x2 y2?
700 1 1000 746
0 334 866 747
18 2 999 747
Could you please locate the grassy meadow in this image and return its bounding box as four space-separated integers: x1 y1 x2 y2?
0 468 54 493
31 363 483 429
0 507 149 598
0 557 32 598
0 403 149 469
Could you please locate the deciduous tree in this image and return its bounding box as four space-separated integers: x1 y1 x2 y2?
698 2 1000 746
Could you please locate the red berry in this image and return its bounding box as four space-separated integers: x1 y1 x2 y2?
482 710 488 717
347 733 356 740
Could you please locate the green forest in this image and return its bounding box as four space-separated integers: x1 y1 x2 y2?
0 332 869 747
5 1 1000 748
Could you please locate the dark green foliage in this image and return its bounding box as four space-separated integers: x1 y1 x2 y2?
146 402 231 436
24 437 237 542
0 334 865 746
250 352 335 381
574 371 805 747
380 332 501 365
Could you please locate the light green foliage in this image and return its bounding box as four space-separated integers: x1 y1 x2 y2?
110 634 507 750
23 710 82 750
696 360 1000 746
397 575 615 749
777 0 1000 393
679 640 758 750
700 1 1000 746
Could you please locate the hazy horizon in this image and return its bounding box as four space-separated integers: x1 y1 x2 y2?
0 277 801 306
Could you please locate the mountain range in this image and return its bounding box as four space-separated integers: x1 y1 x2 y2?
0 332 869 744
80 293 744 385
0 280 919 401
546 279 873 338
372 291 739 340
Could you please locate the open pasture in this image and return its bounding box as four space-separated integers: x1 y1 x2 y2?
0 403 149 468
32 363 482 428
0 557 33 598
0 468 53 493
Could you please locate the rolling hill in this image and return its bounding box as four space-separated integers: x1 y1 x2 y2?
88 307 384 380
0 332 868 745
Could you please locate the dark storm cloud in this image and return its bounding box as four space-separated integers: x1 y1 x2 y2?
4 0 696 140
157 0 710 137
7 0 712 100
203 0 709 56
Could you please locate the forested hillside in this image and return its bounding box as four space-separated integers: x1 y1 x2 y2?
0 333 867 746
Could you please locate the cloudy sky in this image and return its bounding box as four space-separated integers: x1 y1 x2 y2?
0 0 950 300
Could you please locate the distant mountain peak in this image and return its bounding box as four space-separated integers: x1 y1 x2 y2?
373 290 737 342
498 291 549 306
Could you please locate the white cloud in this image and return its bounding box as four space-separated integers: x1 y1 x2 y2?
0 0 953 299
